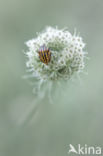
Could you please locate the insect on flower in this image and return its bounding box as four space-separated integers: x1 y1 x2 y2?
26 26 86 84
38 45 51 65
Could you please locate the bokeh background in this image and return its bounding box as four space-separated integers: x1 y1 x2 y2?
0 0 103 156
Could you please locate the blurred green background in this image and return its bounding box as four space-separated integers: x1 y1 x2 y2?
0 0 103 156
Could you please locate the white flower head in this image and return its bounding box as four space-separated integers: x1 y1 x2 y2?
25 26 87 96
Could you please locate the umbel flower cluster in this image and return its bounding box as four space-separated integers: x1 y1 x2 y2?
25 27 87 96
